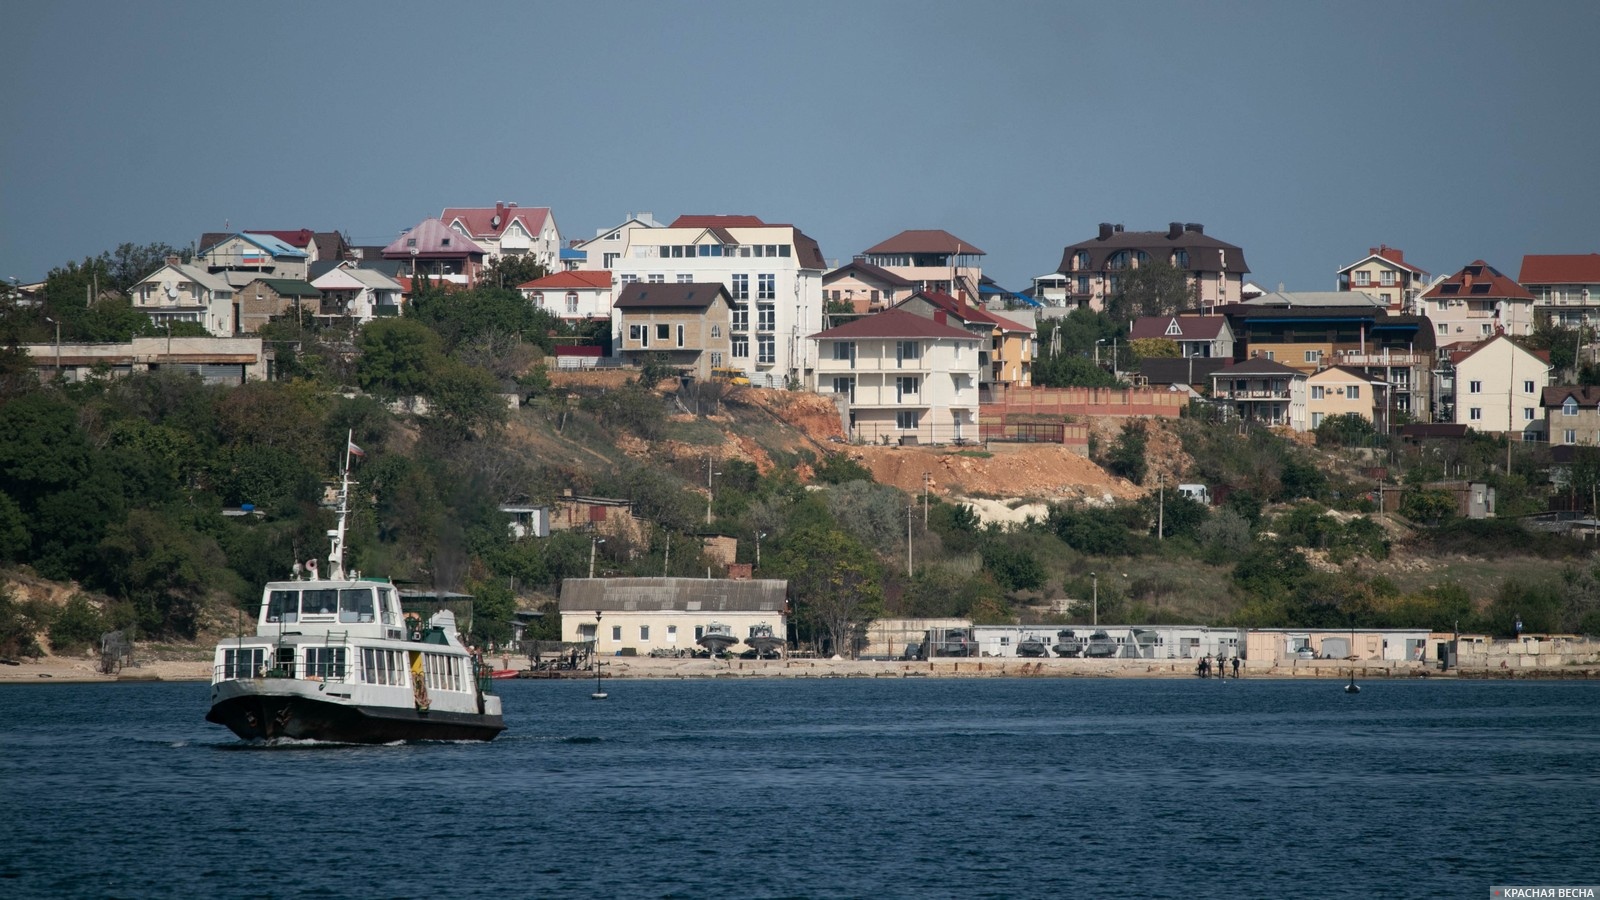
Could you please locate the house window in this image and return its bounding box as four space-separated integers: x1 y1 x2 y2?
832 341 856 364
757 304 775 332
603 252 619 267
656 324 670 341
1172 249 1189 268
1262 351 1274 361
667 625 677 641
758 274 776 300
1523 380 1535 394
1354 271 1371 286
629 324 643 343
1381 271 1396 286
1304 350 1321 363
1481 324 1493 335
1469 380 1482 393
757 336 775 364
1076 276 1090 295
647 274 665 284
1074 250 1090 270
1438 324 1449 335
896 341 921 367
896 376 920 401
731 306 748 331
566 292 579 313
1564 397 1579 416
677 274 693 283
732 274 749 301
605 231 620 241
1107 251 1129 271
1311 412 1324 428
896 410 919 430
1311 386 1325 400
620 274 638 284
731 337 749 358
710 352 723 367
1470 408 1482 421
531 291 544 307
832 376 855 400
1524 407 1535 421
677 324 685 347
711 324 722 338
640 626 650 641
870 290 880 303
611 626 621 641
1348 385 1360 399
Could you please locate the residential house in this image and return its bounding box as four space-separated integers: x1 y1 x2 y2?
1210 358 1309 431
1520 253 1600 327
611 214 826 387
309 264 405 323
199 229 350 267
519 270 615 322
894 291 1032 391
440 202 561 272
558 577 788 657
130 257 236 335
611 282 733 381
1307 366 1383 430
1225 304 1436 421
1129 314 1235 359
232 278 322 333
822 259 916 313
381 218 486 287
859 230 985 304
570 212 663 272
21 335 270 384
1138 357 1230 394
1421 260 1535 339
1543 386 1600 446
1057 222 1249 312
196 232 310 281
1028 272 1072 307
810 307 983 445
559 247 586 271
1443 335 1549 437
1336 245 1429 313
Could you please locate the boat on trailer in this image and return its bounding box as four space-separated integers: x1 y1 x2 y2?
206 441 504 743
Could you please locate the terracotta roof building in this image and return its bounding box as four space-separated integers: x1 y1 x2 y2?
441 202 561 273
1520 253 1600 328
382 218 486 287
1336 245 1429 313
1421 260 1535 339
860 229 985 304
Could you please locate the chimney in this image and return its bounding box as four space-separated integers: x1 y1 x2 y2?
495 201 506 218
1185 223 1203 234
1369 246 1381 256
934 310 947 325
1168 222 1183 239
1098 223 1113 241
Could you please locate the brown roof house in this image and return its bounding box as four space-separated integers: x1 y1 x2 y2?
860 230 985 304
1336 245 1429 313
1421 260 1535 340
822 259 915 313
1520 253 1600 328
1210 358 1308 431
1129 314 1235 359
1058 222 1249 312
382 218 486 288
1544 385 1600 447
612 282 733 381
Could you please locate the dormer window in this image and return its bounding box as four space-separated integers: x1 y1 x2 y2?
1164 319 1183 336
1107 251 1129 271
1563 397 1578 416
441 238 451 247
1074 250 1090 271
406 238 417 248
1172 249 1189 268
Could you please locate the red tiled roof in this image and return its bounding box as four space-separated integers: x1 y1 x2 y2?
1129 315 1228 341
1447 334 1548 366
383 219 486 258
670 215 766 228
518 271 613 290
1422 260 1534 301
440 203 551 241
900 291 1003 326
250 229 316 250
1519 253 1600 284
864 229 985 256
810 308 981 341
1357 245 1425 275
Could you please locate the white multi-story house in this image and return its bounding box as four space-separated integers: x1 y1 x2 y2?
810 308 982 445
440 202 561 272
1336 245 1429 313
1445 335 1549 438
860 230 985 305
571 212 663 272
310 263 405 323
1520 253 1600 327
1421 260 1535 339
1210 358 1309 431
130 257 236 336
518 270 615 322
612 215 826 387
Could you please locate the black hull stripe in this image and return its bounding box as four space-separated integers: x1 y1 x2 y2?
207 695 504 743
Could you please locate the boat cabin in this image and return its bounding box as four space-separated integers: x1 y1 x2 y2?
259 579 406 642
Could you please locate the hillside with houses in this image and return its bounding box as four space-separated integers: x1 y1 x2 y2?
4 209 1600 666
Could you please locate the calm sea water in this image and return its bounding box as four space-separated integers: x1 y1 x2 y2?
0 677 1595 898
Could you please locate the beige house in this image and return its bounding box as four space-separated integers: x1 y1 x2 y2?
612 282 733 381
441 202 562 272
570 212 663 272
1307 365 1381 429
196 232 310 281
130 259 236 336
1129 314 1235 359
1445 335 1549 437
309 264 405 323
1422 260 1536 339
519 270 614 322
22 336 270 383
233 278 322 333
811 307 983 445
1543 385 1600 446
860 230 984 304
1057 222 1248 312
558 577 788 656
1336 245 1429 313
1246 628 1433 664
822 259 916 313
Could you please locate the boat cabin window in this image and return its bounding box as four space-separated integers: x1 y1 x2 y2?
377 587 396 626
301 589 338 617
306 646 347 679
222 647 265 679
339 588 375 623
266 590 299 624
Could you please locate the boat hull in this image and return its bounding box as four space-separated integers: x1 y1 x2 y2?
207 690 504 743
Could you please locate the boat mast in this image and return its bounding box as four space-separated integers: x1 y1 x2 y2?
328 430 357 581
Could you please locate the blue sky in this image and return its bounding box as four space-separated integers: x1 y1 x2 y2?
4 0 1597 291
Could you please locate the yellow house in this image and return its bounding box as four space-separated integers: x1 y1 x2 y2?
1307 365 1381 429
612 282 733 381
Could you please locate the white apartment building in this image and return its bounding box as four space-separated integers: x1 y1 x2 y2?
811 308 983 445
612 215 826 387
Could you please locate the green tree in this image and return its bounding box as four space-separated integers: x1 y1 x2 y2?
47 594 106 655
1105 420 1148 484
426 359 508 440
1128 337 1179 360
813 452 874 484
479 255 549 292
1104 261 1196 324
1314 413 1378 447
357 318 443 398
1400 486 1457 524
769 525 884 658
980 540 1046 592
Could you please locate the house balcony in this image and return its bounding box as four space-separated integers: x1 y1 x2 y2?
1334 351 1429 368
1214 388 1292 400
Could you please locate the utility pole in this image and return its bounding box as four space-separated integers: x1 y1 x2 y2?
589 536 605 578
905 506 914 576
705 455 720 525
1091 572 1099 626
922 471 931 528
1158 473 1165 541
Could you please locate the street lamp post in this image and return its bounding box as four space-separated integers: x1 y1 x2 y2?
1090 572 1099 626
755 531 766 570
922 472 931 528
589 536 605 578
906 505 914 576
706 456 721 525
43 316 61 376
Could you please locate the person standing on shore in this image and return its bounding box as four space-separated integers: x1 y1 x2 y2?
1231 656 1241 679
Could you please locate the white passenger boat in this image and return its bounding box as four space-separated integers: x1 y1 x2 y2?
206 442 505 743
